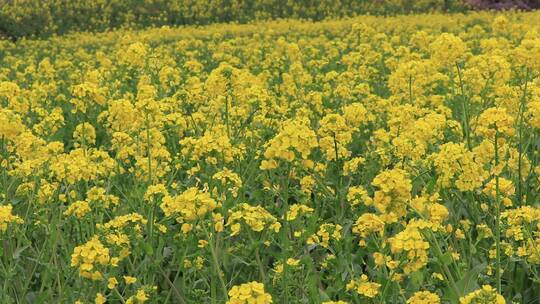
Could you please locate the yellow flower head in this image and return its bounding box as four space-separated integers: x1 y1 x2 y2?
226 281 272 304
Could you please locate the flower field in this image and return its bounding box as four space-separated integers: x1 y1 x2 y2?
2 10 540 303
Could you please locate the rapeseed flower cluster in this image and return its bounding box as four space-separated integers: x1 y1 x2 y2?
0 204 23 232
226 281 272 304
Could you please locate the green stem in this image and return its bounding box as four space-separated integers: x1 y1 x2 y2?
428 230 460 297
203 224 228 301
516 68 530 204
113 288 127 304
455 62 471 150
280 164 291 303
494 131 502 293
145 110 152 184
249 231 267 283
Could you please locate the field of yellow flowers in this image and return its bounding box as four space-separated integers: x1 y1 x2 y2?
2 10 540 304
0 0 468 38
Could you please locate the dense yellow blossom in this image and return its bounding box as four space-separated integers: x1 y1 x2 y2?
346 274 381 298
459 285 505 304
474 107 515 139
352 213 385 241
70 236 112 280
430 33 467 67
0 204 23 232
226 281 272 304
432 142 487 191
407 291 441 304
160 188 218 222
389 221 432 273
227 203 281 236
372 168 412 223
261 119 318 169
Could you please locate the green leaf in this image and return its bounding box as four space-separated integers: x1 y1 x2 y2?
440 252 454 266
143 242 154 256
410 271 424 289
455 262 485 295
12 245 29 259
